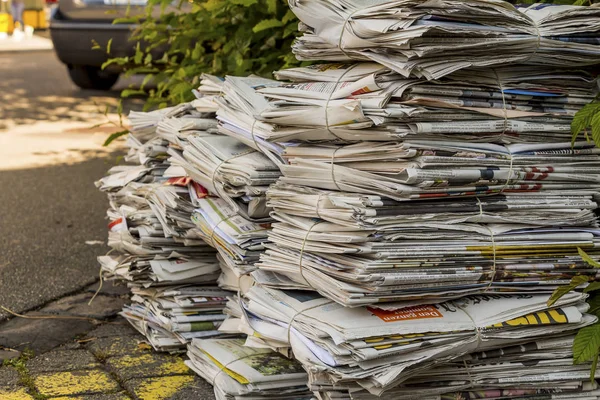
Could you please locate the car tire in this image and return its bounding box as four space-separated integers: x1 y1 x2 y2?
67 65 120 91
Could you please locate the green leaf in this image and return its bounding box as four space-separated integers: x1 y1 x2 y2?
590 353 598 382
579 247 600 268
282 9 296 24
547 275 589 306
585 281 600 293
573 324 600 364
134 43 143 64
106 38 113 55
121 89 146 98
252 19 284 33
229 0 258 5
588 295 600 317
103 130 129 146
113 17 138 24
571 102 600 143
266 0 277 13
592 111 600 146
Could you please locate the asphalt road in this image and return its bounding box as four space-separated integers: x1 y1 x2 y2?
0 49 142 321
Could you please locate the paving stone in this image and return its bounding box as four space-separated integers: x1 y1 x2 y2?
0 386 35 399
0 366 21 387
165 376 216 400
26 349 100 374
34 369 120 397
88 336 150 360
39 293 127 320
124 375 209 400
50 393 131 400
57 341 85 350
0 349 21 362
84 321 138 339
86 281 131 297
106 353 191 382
0 316 95 354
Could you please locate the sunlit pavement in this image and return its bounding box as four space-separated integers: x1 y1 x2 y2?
0 49 142 321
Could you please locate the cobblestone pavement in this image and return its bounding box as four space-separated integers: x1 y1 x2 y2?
0 281 215 399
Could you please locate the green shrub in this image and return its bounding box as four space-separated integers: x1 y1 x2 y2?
103 0 302 110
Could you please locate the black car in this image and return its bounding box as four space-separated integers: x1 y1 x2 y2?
50 0 174 90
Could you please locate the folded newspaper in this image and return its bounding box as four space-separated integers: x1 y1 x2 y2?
231 286 595 396
95 105 236 351
186 338 313 400
289 0 600 79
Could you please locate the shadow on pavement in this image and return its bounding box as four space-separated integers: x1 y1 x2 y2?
0 51 143 131
0 151 123 321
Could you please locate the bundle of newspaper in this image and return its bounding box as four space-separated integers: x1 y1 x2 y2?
95 107 236 351
186 338 313 400
230 286 596 397
213 63 599 163
353 335 599 400
253 182 600 306
288 0 600 79
121 286 231 353
135 95 277 287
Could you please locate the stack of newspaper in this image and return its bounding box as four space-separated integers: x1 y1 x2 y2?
150 103 275 290
229 286 596 397
215 63 599 152
289 0 600 79
96 106 235 352
361 334 600 400
186 338 313 400
197 1 600 397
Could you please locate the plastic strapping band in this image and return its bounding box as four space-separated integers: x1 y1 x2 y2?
249 119 261 151
492 69 509 136
475 197 497 291
462 359 476 386
211 353 258 386
337 9 361 59
209 216 234 248
211 152 251 196
286 300 334 346
528 20 542 61
457 301 484 350
484 224 497 292
499 147 515 194
324 64 358 142
315 193 326 220
298 222 324 288
330 147 343 191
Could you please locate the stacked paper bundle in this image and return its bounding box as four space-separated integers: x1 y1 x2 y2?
215 62 600 309
289 0 600 79
360 334 600 400
186 338 314 400
96 105 234 352
151 85 280 291
189 0 600 398
230 286 595 398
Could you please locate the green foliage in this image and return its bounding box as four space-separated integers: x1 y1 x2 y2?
547 274 589 306
571 102 600 145
574 324 600 364
103 0 303 110
579 247 600 268
548 248 600 380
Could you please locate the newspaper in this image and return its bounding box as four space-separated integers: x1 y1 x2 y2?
232 286 595 396
95 104 239 351
186 338 313 400
288 0 600 79
121 286 232 352
351 336 600 400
